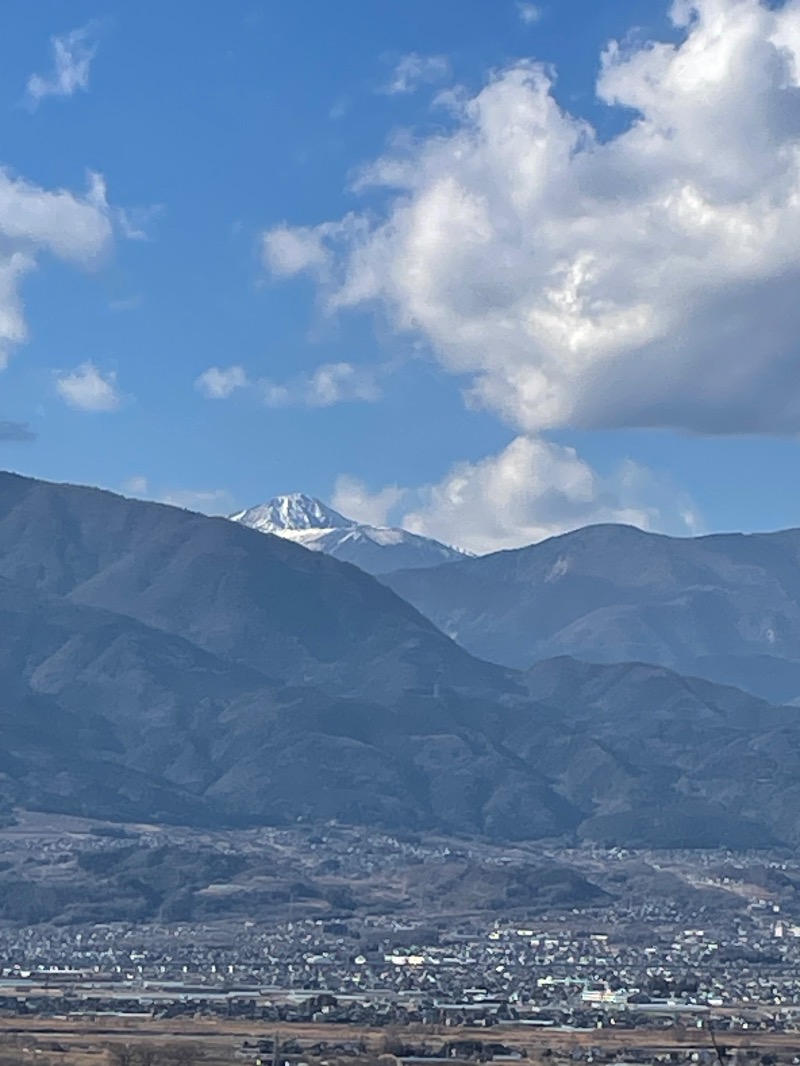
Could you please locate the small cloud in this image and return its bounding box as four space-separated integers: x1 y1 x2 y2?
55 361 121 412
517 3 542 24
0 420 36 442
381 53 450 96
26 23 99 107
196 360 382 409
195 365 249 399
262 224 331 277
262 361 381 408
261 214 365 281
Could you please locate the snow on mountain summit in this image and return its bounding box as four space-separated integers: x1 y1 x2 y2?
229 492 467 575
230 493 353 533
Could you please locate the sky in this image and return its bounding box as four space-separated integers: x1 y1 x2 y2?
1 0 800 553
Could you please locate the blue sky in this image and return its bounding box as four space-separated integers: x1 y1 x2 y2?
1 0 800 552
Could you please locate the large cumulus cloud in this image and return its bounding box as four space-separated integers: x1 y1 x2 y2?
264 0 800 435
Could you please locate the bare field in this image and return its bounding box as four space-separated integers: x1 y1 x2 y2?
0 1017 798 1061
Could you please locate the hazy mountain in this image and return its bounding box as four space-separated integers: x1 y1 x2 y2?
384 523 800 703
2 471 800 847
230 492 466 575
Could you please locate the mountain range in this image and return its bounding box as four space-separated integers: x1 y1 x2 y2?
228 497 800 705
385 523 800 705
2 470 800 848
230 493 465 575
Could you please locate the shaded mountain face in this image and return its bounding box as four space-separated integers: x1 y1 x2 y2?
521 657 800 849
0 573 571 837
0 472 558 838
0 473 505 701
3 471 800 848
384 523 800 704
230 492 466 575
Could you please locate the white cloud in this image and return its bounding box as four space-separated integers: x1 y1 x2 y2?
381 53 450 96
338 436 701 555
121 475 235 516
332 475 405 526
517 3 542 25
55 362 121 412
115 203 163 242
196 360 382 409
84 172 161 244
195 365 249 399
263 361 382 407
264 0 800 436
0 168 111 264
0 253 35 364
263 225 331 277
26 24 99 106
0 168 116 369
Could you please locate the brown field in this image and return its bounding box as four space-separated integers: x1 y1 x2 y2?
0 1017 798 1065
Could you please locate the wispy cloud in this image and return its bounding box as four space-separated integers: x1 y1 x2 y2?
195 361 382 408
263 362 381 408
517 3 542 25
115 203 164 242
55 362 122 412
381 53 450 96
26 23 99 107
195 365 249 400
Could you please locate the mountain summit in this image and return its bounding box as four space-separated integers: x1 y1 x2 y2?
231 493 351 534
229 492 465 575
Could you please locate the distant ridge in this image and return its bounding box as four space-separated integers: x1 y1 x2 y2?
384 521 800 704
230 492 467 575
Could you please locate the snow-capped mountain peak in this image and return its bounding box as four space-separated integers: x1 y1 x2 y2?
230 493 353 534
229 492 468 575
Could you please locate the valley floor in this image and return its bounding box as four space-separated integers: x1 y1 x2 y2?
3 813 800 1060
